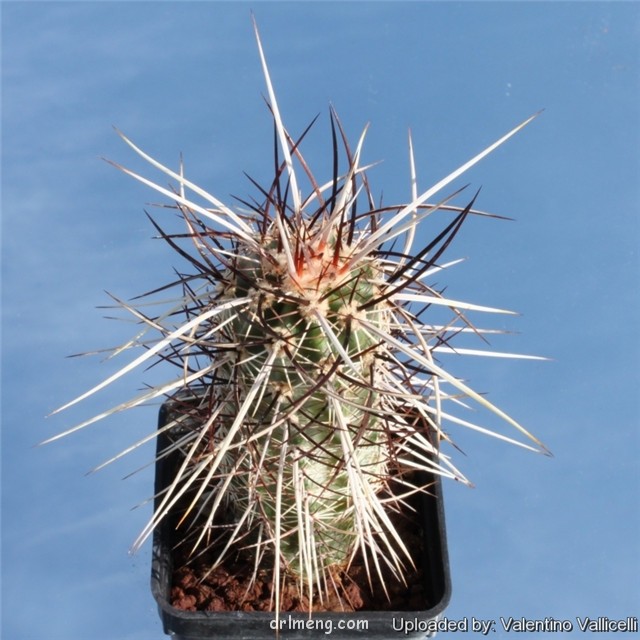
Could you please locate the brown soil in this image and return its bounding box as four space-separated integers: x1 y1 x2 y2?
169 496 428 613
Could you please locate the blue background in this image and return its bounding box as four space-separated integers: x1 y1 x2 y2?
2 2 638 638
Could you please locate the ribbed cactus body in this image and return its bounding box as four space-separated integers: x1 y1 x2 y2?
214 228 390 576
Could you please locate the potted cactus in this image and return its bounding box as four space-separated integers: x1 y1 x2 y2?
47 18 548 640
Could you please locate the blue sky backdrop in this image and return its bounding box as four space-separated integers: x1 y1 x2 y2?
2 2 639 639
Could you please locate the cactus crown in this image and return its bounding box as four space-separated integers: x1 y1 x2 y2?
47 20 547 613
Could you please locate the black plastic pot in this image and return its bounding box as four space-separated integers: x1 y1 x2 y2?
151 400 451 639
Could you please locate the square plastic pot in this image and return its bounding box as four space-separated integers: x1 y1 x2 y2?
151 399 451 639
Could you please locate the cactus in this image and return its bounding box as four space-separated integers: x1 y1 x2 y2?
47 20 548 613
